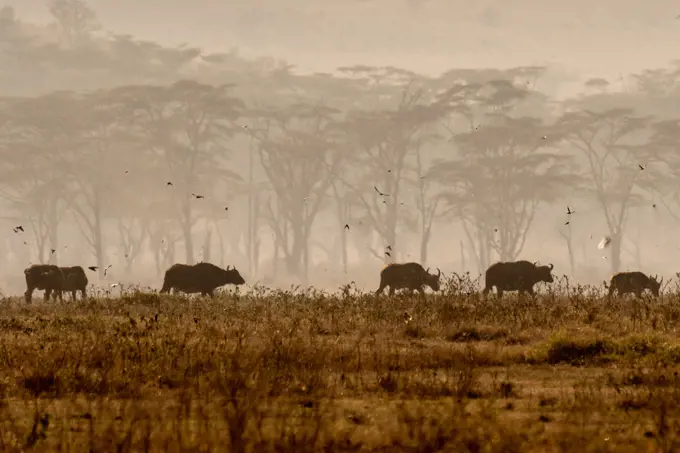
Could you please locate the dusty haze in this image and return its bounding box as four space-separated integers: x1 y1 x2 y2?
8 0 680 78
1 0 680 296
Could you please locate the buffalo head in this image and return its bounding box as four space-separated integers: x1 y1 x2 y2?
535 262 554 284
650 274 663 296
424 267 442 292
224 265 246 286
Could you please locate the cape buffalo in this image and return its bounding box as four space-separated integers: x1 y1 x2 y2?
159 262 246 298
376 262 441 298
482 260 554 298
61 266 88 301
24 264 89 303
24 264 63 303
608 271 662 299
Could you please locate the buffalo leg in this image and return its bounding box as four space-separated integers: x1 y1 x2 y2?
388 286 395 297
375 279 387 296
45 289 52 301
497 289 504 299
24 287 34 304
417 287 426 299
80 288 87 301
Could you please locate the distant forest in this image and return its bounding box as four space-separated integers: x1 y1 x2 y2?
1 1 680 291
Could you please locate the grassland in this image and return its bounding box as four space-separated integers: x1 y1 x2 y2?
1 274 680 452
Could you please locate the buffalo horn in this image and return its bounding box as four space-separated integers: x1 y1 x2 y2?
549 263 554 271
436 267 441 277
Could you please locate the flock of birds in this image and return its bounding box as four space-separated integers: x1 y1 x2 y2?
7 157 656 291
9 176 232 274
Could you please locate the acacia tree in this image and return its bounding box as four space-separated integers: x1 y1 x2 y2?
250 102 344 283
432 72 561 272
340 69 445 264
558 221 576 277
431 114 574 272
329 180 354 275
145 201 181 277
107 167 158 275
114 80 244 264
59 89 146 278
556 107 659 273
0 93 80 264
642 118 680 222
409 130 441 266
48 0 100 48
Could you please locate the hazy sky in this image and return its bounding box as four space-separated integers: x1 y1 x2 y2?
7 0 680 79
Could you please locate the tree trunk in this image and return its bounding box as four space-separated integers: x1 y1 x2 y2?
341 226 348 275
331 186 349 275
560 226 575 277
202 227 212 263
92 192 105 279
471 223 491 274
181 198 194 264
285 225 304 281
302 208 311 286
47 200 59 265
566 239 575 277
384 202 398 265
580 239 589 263
163 240 176 270
252 192 261 278
247 137 255 277
609 233 622 274
419 230 429 266
35 226 46 265
149 228 164 277
634 225 642 269
272 233 280 281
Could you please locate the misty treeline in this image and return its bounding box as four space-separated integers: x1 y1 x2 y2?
1 2 680 289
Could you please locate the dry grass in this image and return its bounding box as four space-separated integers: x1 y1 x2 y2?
1 275 680 451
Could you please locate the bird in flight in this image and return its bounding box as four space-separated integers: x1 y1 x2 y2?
374 186 389 197
598 236 612 250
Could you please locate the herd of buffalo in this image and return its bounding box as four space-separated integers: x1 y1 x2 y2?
20 259 664 303
23 262 246 302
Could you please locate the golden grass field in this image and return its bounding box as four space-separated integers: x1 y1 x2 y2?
1 274 680 452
